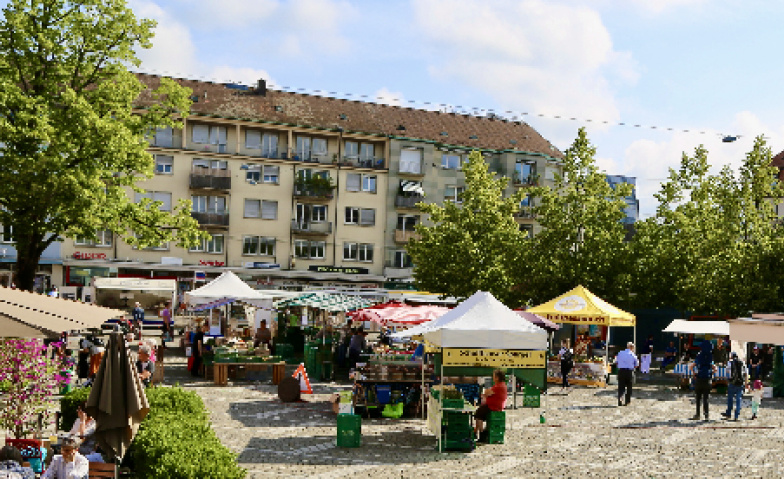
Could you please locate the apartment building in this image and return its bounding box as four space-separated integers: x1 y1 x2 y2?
55 75 562 291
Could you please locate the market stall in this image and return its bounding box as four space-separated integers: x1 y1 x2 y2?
527 285 636 387
392 291 548 451
729 315 784 397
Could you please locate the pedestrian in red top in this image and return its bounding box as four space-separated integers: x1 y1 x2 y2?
474 369 507 441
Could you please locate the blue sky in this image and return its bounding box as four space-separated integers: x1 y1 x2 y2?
83 1 784 215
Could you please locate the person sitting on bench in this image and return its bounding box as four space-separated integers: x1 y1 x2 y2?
473 369 507 442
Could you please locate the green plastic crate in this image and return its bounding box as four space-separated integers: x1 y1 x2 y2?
337 414 361 448
487 411 506 427
444 411 471 428
488 430 505 444
441 398 465 409
439 430 474 452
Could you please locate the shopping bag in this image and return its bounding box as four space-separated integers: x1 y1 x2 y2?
187 356 194 372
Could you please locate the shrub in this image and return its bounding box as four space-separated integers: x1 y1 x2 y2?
60 387 92 432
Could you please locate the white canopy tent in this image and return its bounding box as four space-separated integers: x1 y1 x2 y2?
729 316 784 345
663 319 730 336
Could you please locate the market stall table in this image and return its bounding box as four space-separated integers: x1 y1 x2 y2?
213 361 286 386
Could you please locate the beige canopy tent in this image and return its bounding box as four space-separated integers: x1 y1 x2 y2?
0 286 125 336
729 315 784 345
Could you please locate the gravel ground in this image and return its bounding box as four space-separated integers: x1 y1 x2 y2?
163 350 784 478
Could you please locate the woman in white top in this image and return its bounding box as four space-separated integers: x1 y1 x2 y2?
41 436 88 479
68 403 96 456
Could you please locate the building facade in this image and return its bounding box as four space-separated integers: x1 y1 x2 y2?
50 75 563 292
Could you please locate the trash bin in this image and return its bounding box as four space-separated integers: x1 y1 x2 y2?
337 413 361 448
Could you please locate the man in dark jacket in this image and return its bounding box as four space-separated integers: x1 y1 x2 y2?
690 341 717 420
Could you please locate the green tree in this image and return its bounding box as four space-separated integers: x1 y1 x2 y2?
521 127 633 305
0 0 205 290
407 151 529 306
631 137 784 316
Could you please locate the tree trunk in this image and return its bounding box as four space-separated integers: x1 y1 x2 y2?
14 232 47 292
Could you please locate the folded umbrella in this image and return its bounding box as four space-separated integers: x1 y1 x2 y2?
85 332 149 461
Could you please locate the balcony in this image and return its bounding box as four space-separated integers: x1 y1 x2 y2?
191 212 230 227
241 147 288 160
395 195 425 209
291 220 333 236
513 174 539 187
384 261 414 279
513 208 536 219
397 166 424 178
394 229 420 244
190 167 231 190
341 157 387 169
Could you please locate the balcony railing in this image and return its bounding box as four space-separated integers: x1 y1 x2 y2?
395 195 425 208
190 166 231 190
191 212 230 227
513 208 536 219
293 186 335 199
290 220 333 235
397 166 424 177
513 175 539 186
394 229 420 243
341 157 386 169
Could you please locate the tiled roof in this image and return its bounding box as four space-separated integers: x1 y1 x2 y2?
135 74 563 159
772 149 784 167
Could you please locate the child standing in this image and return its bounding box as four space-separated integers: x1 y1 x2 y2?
751 379 763 420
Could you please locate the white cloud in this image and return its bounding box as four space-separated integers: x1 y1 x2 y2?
413 0 637 143
129 0 274 85
374 87 405 106
167 0 279 30
625 0 708 15
283 0 355 55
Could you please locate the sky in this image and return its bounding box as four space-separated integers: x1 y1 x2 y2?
121 1 784 216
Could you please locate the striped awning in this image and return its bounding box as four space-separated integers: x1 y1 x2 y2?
276 293 378 312
400 180 424 196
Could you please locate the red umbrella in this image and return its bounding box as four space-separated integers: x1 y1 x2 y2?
371 305 450 326
347 301 405 322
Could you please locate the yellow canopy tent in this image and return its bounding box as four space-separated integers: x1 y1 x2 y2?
527 285 635 327
528 285 636 379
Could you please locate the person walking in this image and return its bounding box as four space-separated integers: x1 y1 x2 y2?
640 335 654 375
750 379 763 420
132 301 145 339
558 339 574 391
616 342 639 406
721 352 748 421
690 341 717 420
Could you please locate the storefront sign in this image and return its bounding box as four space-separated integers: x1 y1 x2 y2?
544 314 609 325
199 260 225 267
73 252 107 260
442 348 546 368
308 265 369 274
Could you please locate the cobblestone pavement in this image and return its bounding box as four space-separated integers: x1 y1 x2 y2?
163 352 784 478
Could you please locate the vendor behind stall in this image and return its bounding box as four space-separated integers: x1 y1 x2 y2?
474 369 507 442
254 320 272 351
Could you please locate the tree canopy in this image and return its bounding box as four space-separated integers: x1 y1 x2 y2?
407 150 529 306
0 0 204 290
520 127 634 306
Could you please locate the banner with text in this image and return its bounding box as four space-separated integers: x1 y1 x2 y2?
442 348 546 368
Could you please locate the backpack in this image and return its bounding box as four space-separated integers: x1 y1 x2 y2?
730 359 745 386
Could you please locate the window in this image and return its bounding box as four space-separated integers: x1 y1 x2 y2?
397 215 419 231
360 143 375 161
294 240 325 259
344 141 359 159
244 199 260 218
192 159 227 170
136 191 172 211
359 208 375 226
345 207 359 224
190 234 224 254
261 200 278 220
263 165 279 184
245 130 261 149
442 154 462 169
346 174 376 193
312 138 328 157
295 136 311 160
243 236 275 256
344 243 373 262
192 125 227 150
246 166 261 183
393 250 413 268
399 149 422 174
153 127 173 148
346 173 361 192
192 196 226 214
520 224 534 238
74 230 112 247
262 133 278 158
155 155 173 175
515 161 536 183
362 175 377 193
0 224 12 243
520 195 531 207
444 186 465 203
311 205 327 222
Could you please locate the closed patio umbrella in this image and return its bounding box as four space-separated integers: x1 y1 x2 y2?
85 332 149 461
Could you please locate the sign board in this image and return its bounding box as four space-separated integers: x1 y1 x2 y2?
308 265 369 275
442 348 546 368
543 314 610 326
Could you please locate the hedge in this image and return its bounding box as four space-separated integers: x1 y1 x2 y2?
59 387 91 432
60 386 245 479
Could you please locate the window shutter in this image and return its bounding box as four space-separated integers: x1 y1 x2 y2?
210 126 227 145
156 127 173 148
400 149 421 174
153 192 172 211
261 200 278 220
346 174 361 192
246 130 261 149
244 199 260 218
360 208 375 225
193 125 210 143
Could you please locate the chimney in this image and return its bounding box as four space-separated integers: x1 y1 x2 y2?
256 79 267 96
